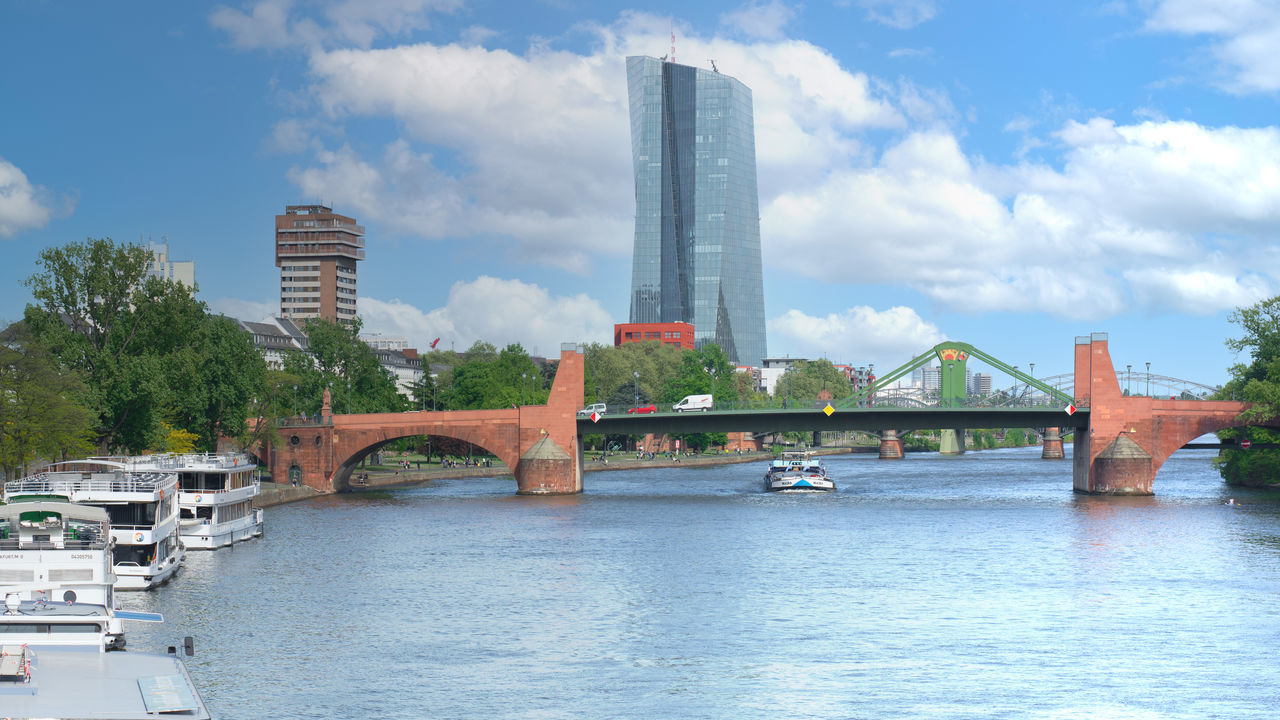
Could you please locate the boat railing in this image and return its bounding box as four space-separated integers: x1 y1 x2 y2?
6 472 174 495
0 538 107 551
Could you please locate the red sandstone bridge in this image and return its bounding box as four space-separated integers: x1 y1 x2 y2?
266 335 1266 497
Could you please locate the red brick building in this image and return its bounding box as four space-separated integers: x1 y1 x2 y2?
275 204 365 326
614 322 695 350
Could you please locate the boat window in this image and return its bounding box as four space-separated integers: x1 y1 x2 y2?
49 623 102 634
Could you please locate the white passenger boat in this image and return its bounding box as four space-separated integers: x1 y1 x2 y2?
130 452 264 550
0 500 126 649
5 458 185 590
0 501 209 717
764 451 836 492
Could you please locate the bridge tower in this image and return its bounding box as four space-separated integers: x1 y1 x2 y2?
1072 333 1248 494
937 347 968 454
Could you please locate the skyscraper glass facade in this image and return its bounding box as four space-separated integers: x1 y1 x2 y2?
626 56 767 367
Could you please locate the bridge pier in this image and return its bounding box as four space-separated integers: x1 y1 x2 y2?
1072 333 1250 495
939 429 965 455
1041 427 1064 459
878 430 904 459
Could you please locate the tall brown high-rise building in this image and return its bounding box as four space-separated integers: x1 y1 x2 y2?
274 204 365 325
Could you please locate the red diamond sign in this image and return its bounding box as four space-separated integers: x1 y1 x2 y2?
590 411 601 423
1065 404 1076 415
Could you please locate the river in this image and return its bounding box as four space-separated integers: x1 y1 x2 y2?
121 446 1280 719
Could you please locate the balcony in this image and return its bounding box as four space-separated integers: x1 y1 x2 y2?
276 245 366 260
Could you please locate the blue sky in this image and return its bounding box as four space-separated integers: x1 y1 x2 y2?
4 0 1280 389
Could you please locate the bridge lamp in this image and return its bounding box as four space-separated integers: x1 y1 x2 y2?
1146 362 1151 396
522 372 527 406
1127 364 1132 395
1029 363 1035 402
633 370 639 407
346 381 351 414
292 384 298 416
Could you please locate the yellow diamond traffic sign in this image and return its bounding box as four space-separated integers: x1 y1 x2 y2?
823 404 835 416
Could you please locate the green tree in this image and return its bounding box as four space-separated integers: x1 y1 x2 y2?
166 315 266 451
1216 296 1280 485
774 359 852 407
23 239 201 451
282 318 405 415
0 324 96 479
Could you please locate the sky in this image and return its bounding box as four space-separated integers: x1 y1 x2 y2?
4 0 1280 390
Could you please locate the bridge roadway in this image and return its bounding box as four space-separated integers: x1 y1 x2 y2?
581 406 1089 435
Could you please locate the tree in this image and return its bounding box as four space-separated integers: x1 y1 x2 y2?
24 239 200 452
166 314 266 451
1217 296 1280 485
776 359 852 407
281 318 405 415
0 324 96 479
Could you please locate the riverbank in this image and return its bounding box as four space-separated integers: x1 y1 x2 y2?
254 447 856 507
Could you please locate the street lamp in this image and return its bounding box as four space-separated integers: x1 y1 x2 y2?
1029 363 1035 403
292 384 298 416
633 370 639 407
1127 364 1132 395
522 372 527 406
1146 362 1151 396
346 381 351 414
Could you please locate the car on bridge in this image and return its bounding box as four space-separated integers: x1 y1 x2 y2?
628 404 657 414
577 403 607 417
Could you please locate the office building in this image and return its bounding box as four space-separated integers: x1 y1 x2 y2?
145 239 195 288
275 204 365 325
626 56 767 367
613 321 695 350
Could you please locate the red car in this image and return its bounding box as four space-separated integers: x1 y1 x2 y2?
628 404 657 414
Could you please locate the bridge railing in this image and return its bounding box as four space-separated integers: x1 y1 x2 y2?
277 415 333 428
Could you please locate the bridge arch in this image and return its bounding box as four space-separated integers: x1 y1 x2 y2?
268 346 586 495
330 421 520 492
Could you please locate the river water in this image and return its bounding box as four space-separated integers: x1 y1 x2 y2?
121 446 1280 719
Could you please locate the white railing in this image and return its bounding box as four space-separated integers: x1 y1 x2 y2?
6 472 173 496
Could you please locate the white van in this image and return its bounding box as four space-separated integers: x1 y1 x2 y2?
672 394 713 412
577 402 607 417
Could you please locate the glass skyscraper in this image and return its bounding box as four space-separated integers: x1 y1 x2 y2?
626 56 767 367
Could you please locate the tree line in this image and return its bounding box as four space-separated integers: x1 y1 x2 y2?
0 237 876 476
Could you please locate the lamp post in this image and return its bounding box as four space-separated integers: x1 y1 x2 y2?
633 371 639 407
1127 364 1132 395
1146 362 1151 396
346 381 351 414
292 384 298 416
522 372 527 406
1029 363 1035 403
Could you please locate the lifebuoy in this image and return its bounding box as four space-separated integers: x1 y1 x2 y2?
195 495 202 503
134 532 144 542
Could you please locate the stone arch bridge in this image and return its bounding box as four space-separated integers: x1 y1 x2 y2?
264 335 1271 497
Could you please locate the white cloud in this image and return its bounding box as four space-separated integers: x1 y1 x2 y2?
0 158 62 238
280 17 905 271
211 297 277 322
763 119 1280 319
847 0 940 29
360 276 615 356
768 305 946 367
210 0 461 51
720 0 797 40
1143 0 1280 93
1124 268 1271 313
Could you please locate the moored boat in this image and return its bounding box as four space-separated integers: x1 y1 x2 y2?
128 452 264 550
4 458 185 590
0 501 209 718
764 450 836 492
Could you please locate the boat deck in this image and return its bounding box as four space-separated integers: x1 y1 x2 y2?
0 646 210 719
